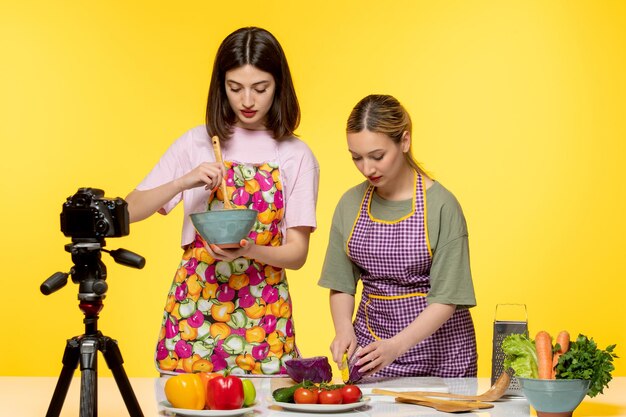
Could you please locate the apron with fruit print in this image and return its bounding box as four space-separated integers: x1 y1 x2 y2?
155 160 297 376
347 172 477 378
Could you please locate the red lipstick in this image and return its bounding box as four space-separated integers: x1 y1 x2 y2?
240 110 257 118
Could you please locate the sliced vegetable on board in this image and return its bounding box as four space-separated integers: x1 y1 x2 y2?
341 350 364 383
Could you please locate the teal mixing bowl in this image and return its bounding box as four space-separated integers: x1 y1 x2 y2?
518 378 589 415
190 209 258 248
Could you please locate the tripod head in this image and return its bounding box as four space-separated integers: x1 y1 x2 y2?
41 237 145 301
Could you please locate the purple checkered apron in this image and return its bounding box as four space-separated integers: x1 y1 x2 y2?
347 173 477 377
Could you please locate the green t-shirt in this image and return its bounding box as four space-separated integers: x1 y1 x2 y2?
318 181 476 308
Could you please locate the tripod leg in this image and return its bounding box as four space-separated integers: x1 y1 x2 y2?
80 367 97 417
101 336 144 417
79 338 99 417
46 338 81 417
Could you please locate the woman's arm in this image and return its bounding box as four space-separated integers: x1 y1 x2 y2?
329 290 358 366
208 225 311 270
126 162 225 223
125 181 183 223
355 302 456 375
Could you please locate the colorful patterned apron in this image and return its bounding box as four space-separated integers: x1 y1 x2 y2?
347 173 477 377
155 159 297 375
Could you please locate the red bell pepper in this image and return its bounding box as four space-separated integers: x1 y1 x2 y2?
205 374 244 410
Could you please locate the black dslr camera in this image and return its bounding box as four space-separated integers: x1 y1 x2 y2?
60 187 129 239
41 187 144 297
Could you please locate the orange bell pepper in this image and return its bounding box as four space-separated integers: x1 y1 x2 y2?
164 373 205 410
198 372 220 409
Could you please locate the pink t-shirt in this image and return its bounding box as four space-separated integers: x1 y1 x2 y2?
136 126 319 247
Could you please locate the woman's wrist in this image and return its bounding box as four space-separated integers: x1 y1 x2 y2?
333 320 355 335
245 243 260 262
390 332 413 356
172 177 186 194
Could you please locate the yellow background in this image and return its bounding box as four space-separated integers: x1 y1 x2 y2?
1 1 624 378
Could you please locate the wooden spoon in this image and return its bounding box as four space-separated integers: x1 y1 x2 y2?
372 389 493 413
399 369 512 402
395 397 494 413
211 136 233 209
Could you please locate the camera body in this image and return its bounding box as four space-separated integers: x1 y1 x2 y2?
60 188 129 239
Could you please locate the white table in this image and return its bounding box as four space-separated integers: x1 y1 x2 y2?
2 376 625 416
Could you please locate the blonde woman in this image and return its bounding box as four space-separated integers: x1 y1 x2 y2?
319 94 476 378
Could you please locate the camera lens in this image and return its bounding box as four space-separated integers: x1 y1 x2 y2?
95 219 109 234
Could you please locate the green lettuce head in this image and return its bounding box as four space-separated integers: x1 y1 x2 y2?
502 333 538 378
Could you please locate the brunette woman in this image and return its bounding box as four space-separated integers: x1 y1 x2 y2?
127 27 319 375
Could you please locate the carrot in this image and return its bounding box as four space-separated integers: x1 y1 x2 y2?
550 330 570 378
535 331 553 379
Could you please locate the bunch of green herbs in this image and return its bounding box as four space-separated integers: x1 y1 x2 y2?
554 334 617 397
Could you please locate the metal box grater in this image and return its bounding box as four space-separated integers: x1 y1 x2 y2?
491 304 528 397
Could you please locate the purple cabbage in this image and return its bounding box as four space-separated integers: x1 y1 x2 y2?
341 347 366 383
284 356 333 383
346 351 364 383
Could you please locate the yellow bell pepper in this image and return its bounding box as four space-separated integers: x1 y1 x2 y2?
164 373 206 410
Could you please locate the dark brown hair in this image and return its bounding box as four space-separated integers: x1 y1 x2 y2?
346 94 425 174
206 27 300 141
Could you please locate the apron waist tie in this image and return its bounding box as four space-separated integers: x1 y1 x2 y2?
365 292 427 340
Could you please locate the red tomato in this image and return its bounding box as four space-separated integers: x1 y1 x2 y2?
318 389 343 404
294 387 319 404
341 385 362 404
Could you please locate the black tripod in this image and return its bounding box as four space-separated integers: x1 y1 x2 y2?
41 240 146 417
